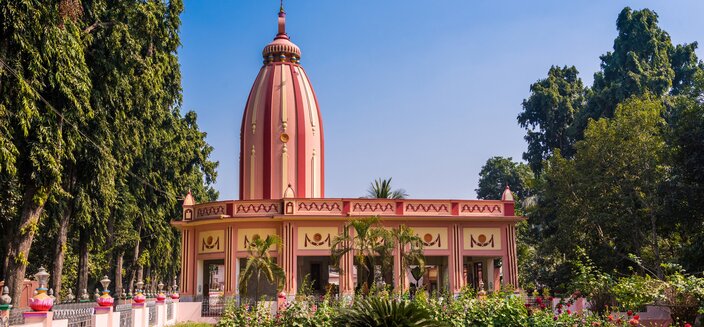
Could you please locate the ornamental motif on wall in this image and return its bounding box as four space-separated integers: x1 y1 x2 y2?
460 203 502 215
304 233 330 247
404 203 450 215
296 201 342 214
413 227 448 249
198 230 224 254
422 233 441 247
297 227 337 250
237 228 278 251
463 228 501 250
351 202 395 213
236 203 279 214
196 204 225 218
469 234 494 248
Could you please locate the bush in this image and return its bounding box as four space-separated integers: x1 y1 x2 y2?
334 297 445 327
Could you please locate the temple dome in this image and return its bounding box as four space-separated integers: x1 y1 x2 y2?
261 10 301 62
239 7 324 200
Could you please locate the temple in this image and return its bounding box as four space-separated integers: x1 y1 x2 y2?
172 7 523 300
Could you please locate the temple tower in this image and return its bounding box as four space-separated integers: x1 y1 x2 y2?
239 7 324 200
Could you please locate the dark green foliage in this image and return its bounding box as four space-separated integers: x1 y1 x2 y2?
0 0 217 302
334 297 445 327
509 6 704 288
518 66 586 173
475 156 532 201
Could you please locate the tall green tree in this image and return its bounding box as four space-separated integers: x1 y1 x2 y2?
533 97 669 283
0 0 92 304
518 66 586 173
475 157 532 202
0 0 217 303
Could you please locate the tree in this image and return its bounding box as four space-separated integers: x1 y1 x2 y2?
367 178 408 199
238 235 285 302
518 66 586 173
533 97 669 283
475 157 532 202
0 0 92 304
331 216 395 291
664 82 704 272
0 0 218 303
392 225 425 291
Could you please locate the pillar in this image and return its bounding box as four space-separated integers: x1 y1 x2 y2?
156 302 166 327
339 226 355 297
224 226 234 295
132 304 148 327
393 241 402 292
23 312 54 327
449 224 465 295
93 307 113 327
504 224 519 288
180 227 197 299
282 222 297 297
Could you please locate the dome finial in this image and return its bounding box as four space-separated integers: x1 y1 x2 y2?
277 1 286 36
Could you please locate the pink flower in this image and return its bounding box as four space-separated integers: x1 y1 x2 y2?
684 323 692 327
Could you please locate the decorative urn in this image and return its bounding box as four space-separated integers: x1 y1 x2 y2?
170 279 179 300
156 281 166 303
29 267 54 312
132 280 146 304
96 276 114 307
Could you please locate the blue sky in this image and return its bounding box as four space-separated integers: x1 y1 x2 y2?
179 1 704 200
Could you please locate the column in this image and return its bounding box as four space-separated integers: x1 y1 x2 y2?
448 224 465 295
224 226 234 296
282 222 297 297
339 226 355 297
393 241 402 292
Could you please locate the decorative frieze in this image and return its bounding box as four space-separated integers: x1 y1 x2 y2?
463 228 502 250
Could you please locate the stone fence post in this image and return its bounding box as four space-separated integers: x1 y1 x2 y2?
0 286 12 327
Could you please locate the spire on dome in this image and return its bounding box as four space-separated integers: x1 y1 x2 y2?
182 189 196 206
262 3 301 63
501 185 514 202
277 1 286 36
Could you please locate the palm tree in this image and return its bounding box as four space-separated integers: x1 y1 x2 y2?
238 235 285 302
393 225 425 292
331 216 395 291
367 178 408 199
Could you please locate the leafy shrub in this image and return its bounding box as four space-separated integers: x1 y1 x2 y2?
333 297 445 327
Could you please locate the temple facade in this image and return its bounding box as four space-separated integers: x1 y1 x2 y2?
173 7 523 300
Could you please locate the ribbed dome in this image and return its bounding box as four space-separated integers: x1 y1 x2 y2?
239 8 324 200
262 10 301 63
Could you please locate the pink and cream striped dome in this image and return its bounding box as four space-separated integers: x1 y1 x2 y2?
239 7 324 200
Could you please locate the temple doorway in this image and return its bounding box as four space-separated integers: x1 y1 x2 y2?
238 258 279 301
354 256 394 291
416 256 449 294
202 260 225 298
297 256 333 295
464 256 502 292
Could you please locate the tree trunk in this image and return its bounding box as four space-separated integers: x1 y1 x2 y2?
128 219 143 293
114 251 124 296
5 186 47 306
77 228 89 295
51 205 72 302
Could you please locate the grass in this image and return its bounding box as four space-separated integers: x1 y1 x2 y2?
171 322 215 327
